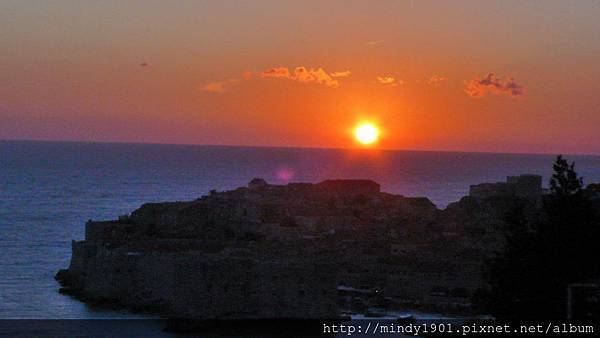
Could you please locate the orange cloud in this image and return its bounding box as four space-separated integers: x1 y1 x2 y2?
260 66 341 88
465 73 524 98
242 71 254 80
293 66 315 82
377 76 400 86
203 66 347 93
366 39 384 46
261 67 291 78
294 67 339 87
201 78 239 93
428 75 447 85
330 70 351 78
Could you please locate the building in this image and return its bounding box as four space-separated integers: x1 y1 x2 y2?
248 178 269 190
469 174 542 203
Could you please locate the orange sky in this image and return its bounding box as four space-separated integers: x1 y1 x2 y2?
1 1 600 154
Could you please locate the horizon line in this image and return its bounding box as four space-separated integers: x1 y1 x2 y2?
1 137 599 157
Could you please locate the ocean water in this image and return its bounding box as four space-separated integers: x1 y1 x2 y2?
1 140 600 319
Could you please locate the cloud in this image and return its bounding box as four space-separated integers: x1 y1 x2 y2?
293 66 315 82
203 66 347 93
377 76 401 86
465 73 524 98
260 66 341 88
428 75 447 85
201 78 239 93
242 71 254 80
261 67 291 78
366 40 384 46
330 70 351 78
294 67 339 87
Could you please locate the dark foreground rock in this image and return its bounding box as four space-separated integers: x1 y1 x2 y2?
57 178 541 320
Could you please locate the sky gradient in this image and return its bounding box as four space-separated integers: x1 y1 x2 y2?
2 0 600 154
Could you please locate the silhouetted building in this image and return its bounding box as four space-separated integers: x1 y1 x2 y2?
248 178 268 190
469 174 542 203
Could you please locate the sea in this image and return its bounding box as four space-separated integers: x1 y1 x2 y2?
1 140 600 322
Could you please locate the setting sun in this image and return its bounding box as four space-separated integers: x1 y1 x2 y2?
354 123 380 145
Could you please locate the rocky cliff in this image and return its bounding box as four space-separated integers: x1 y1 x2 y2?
56 178 539 319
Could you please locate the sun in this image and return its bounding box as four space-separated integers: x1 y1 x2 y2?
354 123 379 145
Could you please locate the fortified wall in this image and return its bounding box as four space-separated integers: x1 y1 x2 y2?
58 177 532 319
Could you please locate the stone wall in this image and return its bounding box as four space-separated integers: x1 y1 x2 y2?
62 241 338 319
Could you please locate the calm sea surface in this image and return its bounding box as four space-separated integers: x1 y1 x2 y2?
1 140 600 319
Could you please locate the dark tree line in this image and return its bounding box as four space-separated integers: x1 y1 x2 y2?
481 155 600 319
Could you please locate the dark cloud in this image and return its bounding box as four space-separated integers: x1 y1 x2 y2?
260 67 291 79
465 73 524 98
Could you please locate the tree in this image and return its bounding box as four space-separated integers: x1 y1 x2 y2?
549 155 583 198
484 200 540 318
483 155 599 319
542 155 598 288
